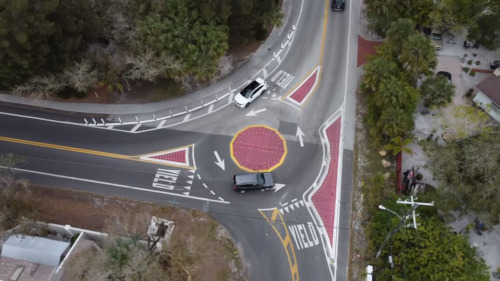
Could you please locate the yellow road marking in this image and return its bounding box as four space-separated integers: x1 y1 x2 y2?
0 136 195 170
260 209 299 281
319 0 330 62
230 125 287 172
281 0 330 108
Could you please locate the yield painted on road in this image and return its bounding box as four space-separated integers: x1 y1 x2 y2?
260 209 299 281
152 168 225 202
311 117 342 252
288 222 320 251
230 125 287 172
139 144 196 170
282 66 321 108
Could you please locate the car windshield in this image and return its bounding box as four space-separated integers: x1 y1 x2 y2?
431 33 441 40
241 81 259 98
241 88 253 98
257 173 265 185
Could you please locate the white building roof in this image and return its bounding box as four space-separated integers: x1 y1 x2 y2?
1 235 70 267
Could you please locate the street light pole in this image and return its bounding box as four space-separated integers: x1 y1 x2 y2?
376 196 434 259
379 205 402 219
375 204 417 258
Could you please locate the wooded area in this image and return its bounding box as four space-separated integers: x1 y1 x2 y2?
359 0 498 279
0 0 283 98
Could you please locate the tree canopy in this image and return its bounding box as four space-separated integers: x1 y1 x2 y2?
420 75 455 108
367 200 490 281
2 0 284 96
365 0 500 49
430 129 500 223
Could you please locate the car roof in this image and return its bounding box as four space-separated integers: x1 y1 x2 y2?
437 71 451 79
243 80 260 91
235 173 259 185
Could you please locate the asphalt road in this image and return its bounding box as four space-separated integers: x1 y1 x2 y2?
0 0 359 280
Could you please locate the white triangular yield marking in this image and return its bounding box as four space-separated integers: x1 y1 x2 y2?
279 209 284 215
290 204 295 211
184 186 191 191
274 184 286 192
140 145 192 167
299 200 305 207
183 192 190 196
188 175 194 179
294 202 300 209
186 180 193 185
284 207 289 213
189 169 195 173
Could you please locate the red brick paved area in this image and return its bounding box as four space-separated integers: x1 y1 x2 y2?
357 35 383 67
311 117 341 247
151 150 187 164
231 126 287 172
288 68 318 105
472 68 494 74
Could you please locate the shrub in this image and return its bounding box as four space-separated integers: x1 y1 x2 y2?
465 88 474 99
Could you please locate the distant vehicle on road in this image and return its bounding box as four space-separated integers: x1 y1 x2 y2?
331 0 346 11
233 78 268 108
233 172 275 193
490 60 500 70
437 71 452 82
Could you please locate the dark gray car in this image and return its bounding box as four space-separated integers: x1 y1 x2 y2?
233 172 275 193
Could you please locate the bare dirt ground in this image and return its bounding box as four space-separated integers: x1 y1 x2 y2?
27 185 247 281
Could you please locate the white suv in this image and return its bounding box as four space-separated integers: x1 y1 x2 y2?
233 78 268 108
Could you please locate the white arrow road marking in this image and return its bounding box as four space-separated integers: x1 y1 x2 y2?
274 183 286 192
296 126 305 147
214 151 225 170
245 108 267 117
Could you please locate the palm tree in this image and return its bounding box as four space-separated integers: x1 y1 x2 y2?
384 136 413 157
420 75 455 108
400 33 437 76
378 107 415 139
362 56 398 94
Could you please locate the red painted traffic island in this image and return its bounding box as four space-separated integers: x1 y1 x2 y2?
230 125 287 172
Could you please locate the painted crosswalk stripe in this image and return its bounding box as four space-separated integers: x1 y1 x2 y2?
131 124 141 132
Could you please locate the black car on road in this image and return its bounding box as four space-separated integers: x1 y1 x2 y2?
331 0 345 11
233 172 275 193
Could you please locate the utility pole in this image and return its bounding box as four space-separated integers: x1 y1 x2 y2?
376 196 434 259
396 195 434 229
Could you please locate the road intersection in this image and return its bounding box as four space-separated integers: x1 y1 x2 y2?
0 0 359 280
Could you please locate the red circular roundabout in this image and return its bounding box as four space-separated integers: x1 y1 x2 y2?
230 125 287 172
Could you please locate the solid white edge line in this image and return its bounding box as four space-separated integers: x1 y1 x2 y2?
4 166 229 204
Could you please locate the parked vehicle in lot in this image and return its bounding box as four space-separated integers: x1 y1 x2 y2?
437 71 452 82
490 60 500 70
430 29 442 50
233 78 268 108
233 172 275 193
331 0 345 11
